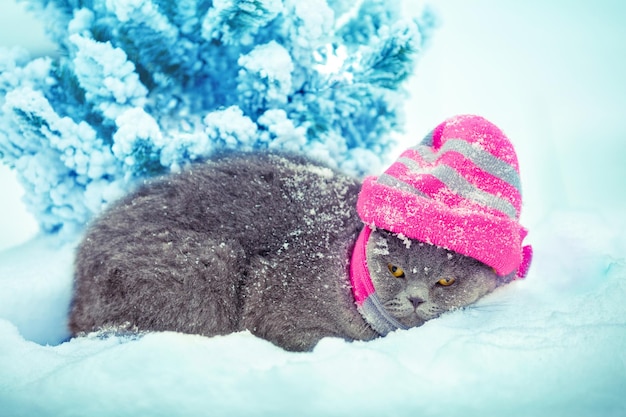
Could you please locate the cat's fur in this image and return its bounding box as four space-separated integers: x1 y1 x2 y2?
70 153 507 351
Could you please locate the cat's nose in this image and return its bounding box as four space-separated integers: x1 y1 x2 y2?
408 296 425 309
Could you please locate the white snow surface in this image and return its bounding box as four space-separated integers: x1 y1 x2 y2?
1 1 626 416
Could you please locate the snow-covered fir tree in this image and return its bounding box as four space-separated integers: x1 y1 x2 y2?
0 0 434 235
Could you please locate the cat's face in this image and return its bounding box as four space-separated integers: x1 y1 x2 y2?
366 230 503 328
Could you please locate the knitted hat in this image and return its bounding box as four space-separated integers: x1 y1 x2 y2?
356 114 532 278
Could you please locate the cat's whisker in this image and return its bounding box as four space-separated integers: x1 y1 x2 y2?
463 301 508 313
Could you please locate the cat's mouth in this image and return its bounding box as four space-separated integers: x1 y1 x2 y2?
382 296 447 328
392 306 444 328
393 311 427 328
392 312 423 328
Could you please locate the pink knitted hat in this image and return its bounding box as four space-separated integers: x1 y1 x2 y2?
356 114 532 278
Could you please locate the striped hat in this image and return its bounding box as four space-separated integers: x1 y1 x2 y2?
356 114 532 278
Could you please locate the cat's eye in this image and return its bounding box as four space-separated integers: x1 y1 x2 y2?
437 277 456 286
387 263 405 278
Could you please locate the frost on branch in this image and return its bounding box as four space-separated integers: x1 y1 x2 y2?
0 0 435 235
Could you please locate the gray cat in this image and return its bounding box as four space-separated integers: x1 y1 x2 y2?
69 152 510 351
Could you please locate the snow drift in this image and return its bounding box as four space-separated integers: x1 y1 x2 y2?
0 209 624 417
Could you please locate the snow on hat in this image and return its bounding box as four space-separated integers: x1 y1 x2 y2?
356 114 532 278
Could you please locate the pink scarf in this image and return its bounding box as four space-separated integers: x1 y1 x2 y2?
349 226 408 335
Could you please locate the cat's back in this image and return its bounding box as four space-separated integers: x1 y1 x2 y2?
88 152 361 252
70 152 365 342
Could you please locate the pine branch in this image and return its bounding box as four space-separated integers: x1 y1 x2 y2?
1 0 436 236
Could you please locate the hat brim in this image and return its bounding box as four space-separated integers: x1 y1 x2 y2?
357 176 526 276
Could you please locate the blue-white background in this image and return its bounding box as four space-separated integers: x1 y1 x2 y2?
1 1 625 416
2 0 625 249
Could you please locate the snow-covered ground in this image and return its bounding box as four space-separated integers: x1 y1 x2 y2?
1 1 625 416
